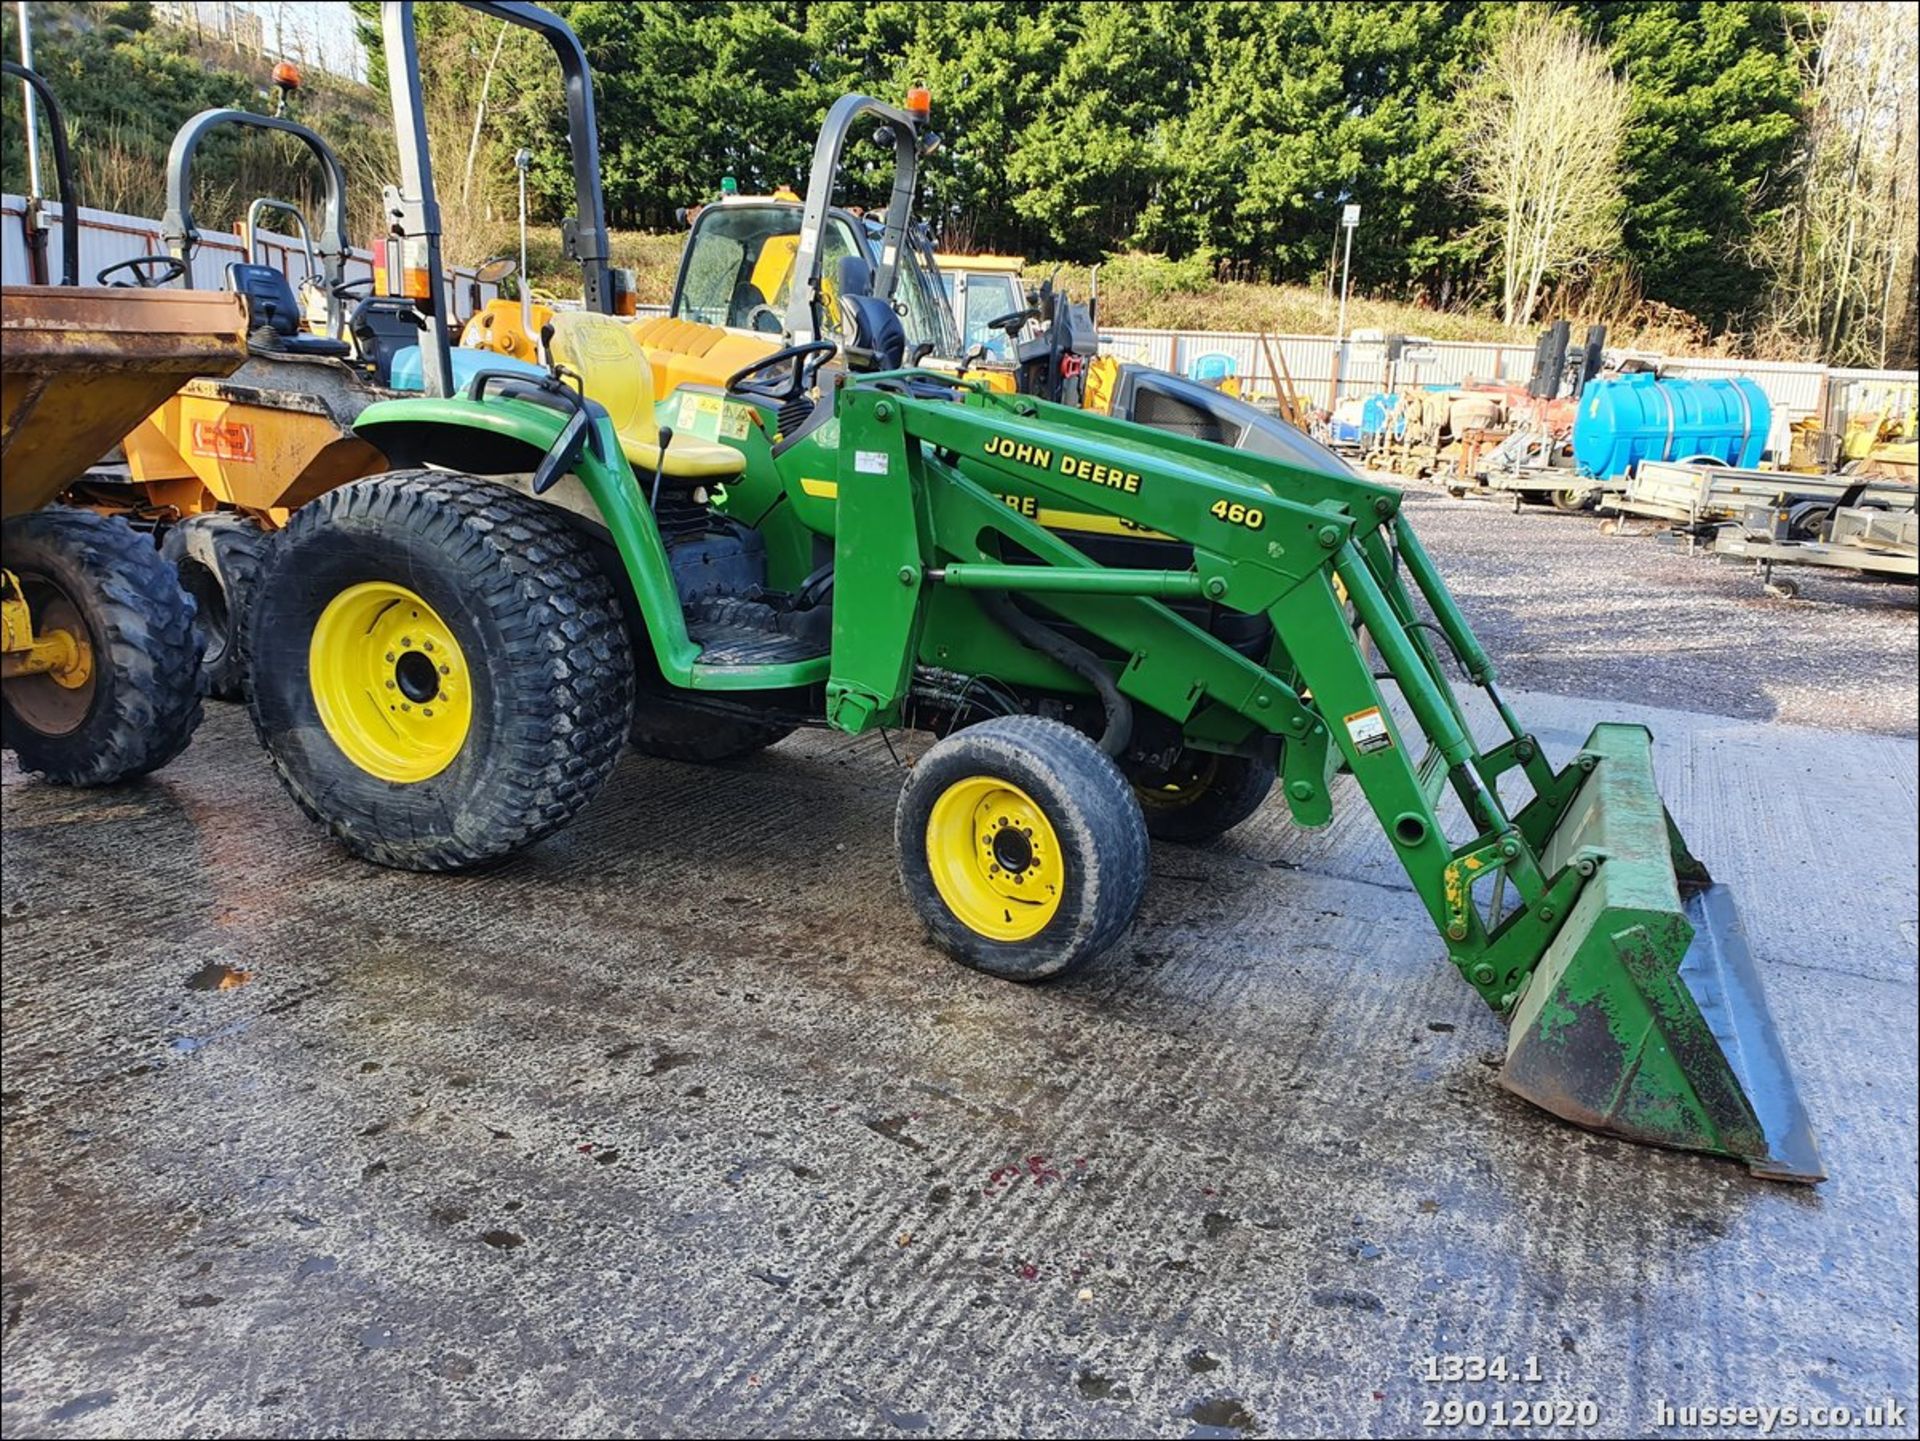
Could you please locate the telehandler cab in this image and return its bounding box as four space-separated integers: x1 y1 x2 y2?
242 1 1822 1185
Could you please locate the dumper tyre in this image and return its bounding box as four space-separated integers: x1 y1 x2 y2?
630 695 792 762
245 470 634 870
1 506 204 786
897 715 1149 981
162 512 271 701
1127 750 1274 842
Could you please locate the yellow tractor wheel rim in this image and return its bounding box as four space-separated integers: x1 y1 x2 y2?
925 775 1064 942
309 581 473 783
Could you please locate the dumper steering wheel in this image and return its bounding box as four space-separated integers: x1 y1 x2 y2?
725 340 837 405
97 255 189 288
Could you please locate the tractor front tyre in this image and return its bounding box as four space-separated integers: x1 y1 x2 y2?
1126 749 1274 842
245 470 634 870
162 512 271 701
897 715 1148 982
1 507 204 785
630 695 792 762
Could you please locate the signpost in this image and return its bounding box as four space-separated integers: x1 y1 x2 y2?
1331 202 1360 408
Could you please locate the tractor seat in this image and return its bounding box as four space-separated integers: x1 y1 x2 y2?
545 312 744 483
348 297 424 385
225 263 351 358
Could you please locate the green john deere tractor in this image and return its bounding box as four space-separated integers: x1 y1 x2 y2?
240 1 1822 1184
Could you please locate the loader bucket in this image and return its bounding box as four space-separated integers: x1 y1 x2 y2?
1501 723 1825 1182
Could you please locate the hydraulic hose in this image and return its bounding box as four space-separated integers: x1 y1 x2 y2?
976 590 1133 758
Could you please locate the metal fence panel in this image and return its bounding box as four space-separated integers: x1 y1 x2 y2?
5 195 492 313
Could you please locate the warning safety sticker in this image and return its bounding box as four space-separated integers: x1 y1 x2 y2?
1344 706 1393 755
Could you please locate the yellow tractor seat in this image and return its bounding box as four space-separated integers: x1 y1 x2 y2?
544 312 743 482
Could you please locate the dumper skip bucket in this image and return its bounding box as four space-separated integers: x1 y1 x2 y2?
1500 724 1825 1183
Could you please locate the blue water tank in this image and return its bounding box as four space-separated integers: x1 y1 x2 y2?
387 346 546 394
1571 373 1770 479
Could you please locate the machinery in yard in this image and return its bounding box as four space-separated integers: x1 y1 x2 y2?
935 251 1032 359
237 1 1824 1185
659 100 1314 461
1 61 247 784
1598 458 1914 538
72 16 587 700
1711 496 1918 598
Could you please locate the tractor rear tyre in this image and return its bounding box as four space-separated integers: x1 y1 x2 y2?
246 470 634 870
162 512 271 701
897 715 1148 982
1 507 204 785
630 695 792 762
1126 749 1274 842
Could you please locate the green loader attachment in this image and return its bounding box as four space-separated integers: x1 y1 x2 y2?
756 377 1825 1183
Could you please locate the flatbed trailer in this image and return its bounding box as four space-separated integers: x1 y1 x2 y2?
1712 501 1918 598
1453 429 1599 512
1597 459 1914 536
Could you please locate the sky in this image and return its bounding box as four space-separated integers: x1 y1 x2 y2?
234 2 368 83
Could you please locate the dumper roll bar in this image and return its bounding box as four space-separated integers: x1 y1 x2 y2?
162 108 352 335
246 197 319 279
3 60 80 287
381 0 614 398
785 93 924 346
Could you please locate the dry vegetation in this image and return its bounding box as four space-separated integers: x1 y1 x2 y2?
523 231 1738 354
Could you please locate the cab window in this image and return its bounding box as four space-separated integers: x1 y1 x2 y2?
954 273 1023 357
675 205 861 336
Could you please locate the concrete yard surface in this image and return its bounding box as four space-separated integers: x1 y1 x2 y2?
1 694 1915 1439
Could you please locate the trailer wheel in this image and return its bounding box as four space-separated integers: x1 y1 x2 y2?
2 507 203 785
162 513 271 701
1550 488 1593 513
897 715 1148 981
246 470 634 870
1126 750 1273 842
630 696 792 762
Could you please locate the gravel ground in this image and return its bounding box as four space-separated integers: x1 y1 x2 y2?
1380 480 1919 737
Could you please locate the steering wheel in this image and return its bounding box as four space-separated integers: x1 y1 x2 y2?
744 302 783 335
332 276 374 299
725 340 838 405
97 255 188 289
985 306 1037 339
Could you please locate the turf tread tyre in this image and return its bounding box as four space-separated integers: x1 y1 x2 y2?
162 513 270 701
630 698 792 762
1 507 203 785
896 715 1149 982
1129 751 1274 843
245 470 633 870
